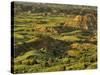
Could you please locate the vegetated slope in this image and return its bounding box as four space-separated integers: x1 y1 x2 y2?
12 2 97 74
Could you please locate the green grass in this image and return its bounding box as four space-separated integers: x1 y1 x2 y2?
15 50 39 61
13 13 97 73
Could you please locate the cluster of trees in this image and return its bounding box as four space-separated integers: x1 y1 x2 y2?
13 2 97 16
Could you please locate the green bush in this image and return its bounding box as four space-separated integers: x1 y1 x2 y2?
62 58 70 64
67 50 80 57
66 63 85 70
41 64 66 72
22 60 30 65
14 65 30 73
87 62 97 69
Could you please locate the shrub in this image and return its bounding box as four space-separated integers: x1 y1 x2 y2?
70 43 80 49
67 50 80 57
66 63 85 70
41 64 66 72
14 60 22 65
62 58 70 64
14 65 30 73
22 60 30 65
28 64 42 72
87 62 97 69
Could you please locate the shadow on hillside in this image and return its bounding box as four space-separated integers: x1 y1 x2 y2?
54 25 79 33
13 29 97 58
13 35 72 58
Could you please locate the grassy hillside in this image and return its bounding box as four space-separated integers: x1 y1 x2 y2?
12 2 97 74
